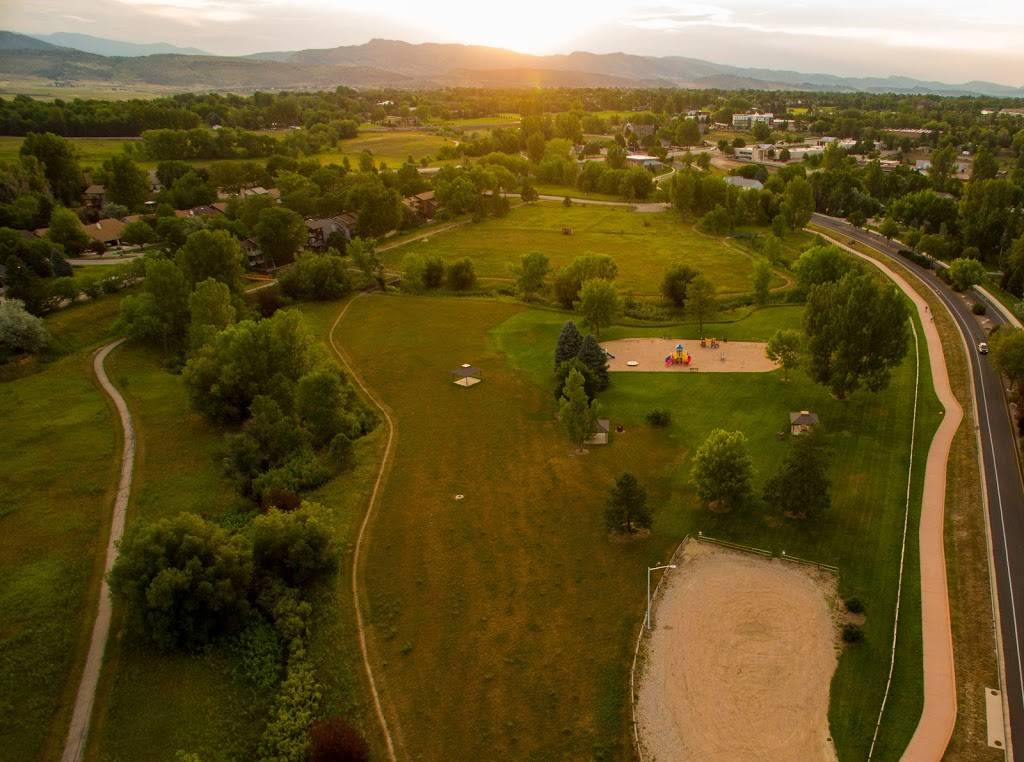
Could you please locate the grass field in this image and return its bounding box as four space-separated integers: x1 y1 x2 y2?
321 131 457 168
334 293 938 760
0 296 127 761
0 79 171 101
0 136 142 169
382 201 784 296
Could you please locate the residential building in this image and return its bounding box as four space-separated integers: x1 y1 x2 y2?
724 176 764 191
623 122 656 140
403 190 437 220
625 154 661 168
241 238 265 270
82 184 105 209
790 411 820 436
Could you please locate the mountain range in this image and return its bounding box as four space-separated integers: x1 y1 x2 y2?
28 32 210 57
1 32 1022 98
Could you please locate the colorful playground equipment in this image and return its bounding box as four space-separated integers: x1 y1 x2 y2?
664 343 692 367
700 337 721 349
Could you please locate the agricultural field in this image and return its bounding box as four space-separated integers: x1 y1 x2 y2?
384 201 787 295
0 135 142 169
334 293 939 760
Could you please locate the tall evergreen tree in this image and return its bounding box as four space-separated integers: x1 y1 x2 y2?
763 430 831 519
559 368 599 452
554 320 583 368
576 333 610 391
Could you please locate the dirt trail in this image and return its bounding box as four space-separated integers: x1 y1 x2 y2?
61 339 134 762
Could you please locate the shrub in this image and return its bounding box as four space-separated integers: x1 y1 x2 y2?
308 717 371 762
972 302 987 315
844 597 865 614
0 299 49 361
278 250 352 301
446 257 477 290
841 624 864 643
646 409 672 427
231 620 284 689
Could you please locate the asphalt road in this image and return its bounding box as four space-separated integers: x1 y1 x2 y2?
812 213 1024 756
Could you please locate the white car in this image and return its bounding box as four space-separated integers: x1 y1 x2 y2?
978 342 989 354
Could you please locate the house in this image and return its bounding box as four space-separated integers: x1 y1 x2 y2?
305 213 360 250
82 218 127 248
625 154 661 168
336 211 359 238
403 190 437 220
624 122 656 140
724 176 764 191
239 186 281 201
188 205 224 218
789 410 819 435
82 184 106 209
731 112 774 130
147 169 162 193
585 419 612 446
915 160 932 173
241 238 265 270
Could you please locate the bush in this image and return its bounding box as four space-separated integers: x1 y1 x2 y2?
972 302 987 315
446 257 477 291
231 619 284 689
0 299 49 361
308 717 371 762
841 623 865 643
278 250 352 301
844 597 865 614
646 409 672 427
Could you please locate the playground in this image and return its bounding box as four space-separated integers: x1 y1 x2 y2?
636 541 839 762
599 337 777 373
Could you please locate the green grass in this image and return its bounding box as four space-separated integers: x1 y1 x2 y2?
320 131 457 168
0 310 123 760
533 183 628 203
335 294 937 760
382 201 782 296
0 136 141 169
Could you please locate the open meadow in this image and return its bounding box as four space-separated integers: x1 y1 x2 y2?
333 293 939 760
321 130 457 167
384 201 786 295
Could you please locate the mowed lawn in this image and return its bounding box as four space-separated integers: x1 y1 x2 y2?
336 295 938 760
0 297 124 761
383 202 783 295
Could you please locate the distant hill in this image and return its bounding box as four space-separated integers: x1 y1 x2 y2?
30 32 211 57
1 33 1022 97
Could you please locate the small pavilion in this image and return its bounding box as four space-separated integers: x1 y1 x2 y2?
451 363 482 388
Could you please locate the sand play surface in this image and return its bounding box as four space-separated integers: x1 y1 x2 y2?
600 338 777 373
636 542 839 762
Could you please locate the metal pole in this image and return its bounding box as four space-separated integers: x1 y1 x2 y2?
646 567 652 630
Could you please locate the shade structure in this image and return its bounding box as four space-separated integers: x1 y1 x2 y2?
451 363 482 387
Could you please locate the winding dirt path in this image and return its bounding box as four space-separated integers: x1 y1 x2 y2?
820 234 962 759
328 294 401 761
61 339 135 762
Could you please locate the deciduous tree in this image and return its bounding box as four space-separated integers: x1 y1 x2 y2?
691 429 753 510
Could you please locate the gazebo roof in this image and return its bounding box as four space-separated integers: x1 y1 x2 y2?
451 364 480 378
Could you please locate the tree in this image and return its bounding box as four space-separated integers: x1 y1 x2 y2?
117 258 190 352
687 276 717 335
605 472 652 534
552 254 617 308
752 257 772 305
170 170 216 209
991 328 1024 396
554 321 583 368
793 245 856 292
294 368 369 449
183 309 322 423
691 429 753 510
348 237 383 286
254 206 306 267
781 176 814 229
47 206 89 255
878 217 899 240
930 145 956 192
20 132 82 205
763 430 831 518
176 229 245 291
959 179 1023 260
188 277 235 353
446 258 476 290
121 219 156 246
101 154 149 210
553 357 598 400
804 272 909 399
947 257 987 291
520 181 539 202
972 147 999 182
514 251 549 299
3 254 49 315
577 278 619 338
526 132 546 163
279 250 352 301
765 329 803 382
107 512 252 651
308 717 370 762
559 368 600 452
577 333 610 391
676 119 701 147
0 299 49 361
698 204 733 235
661 264 698 308
761 235 784 265
250 506 337 588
